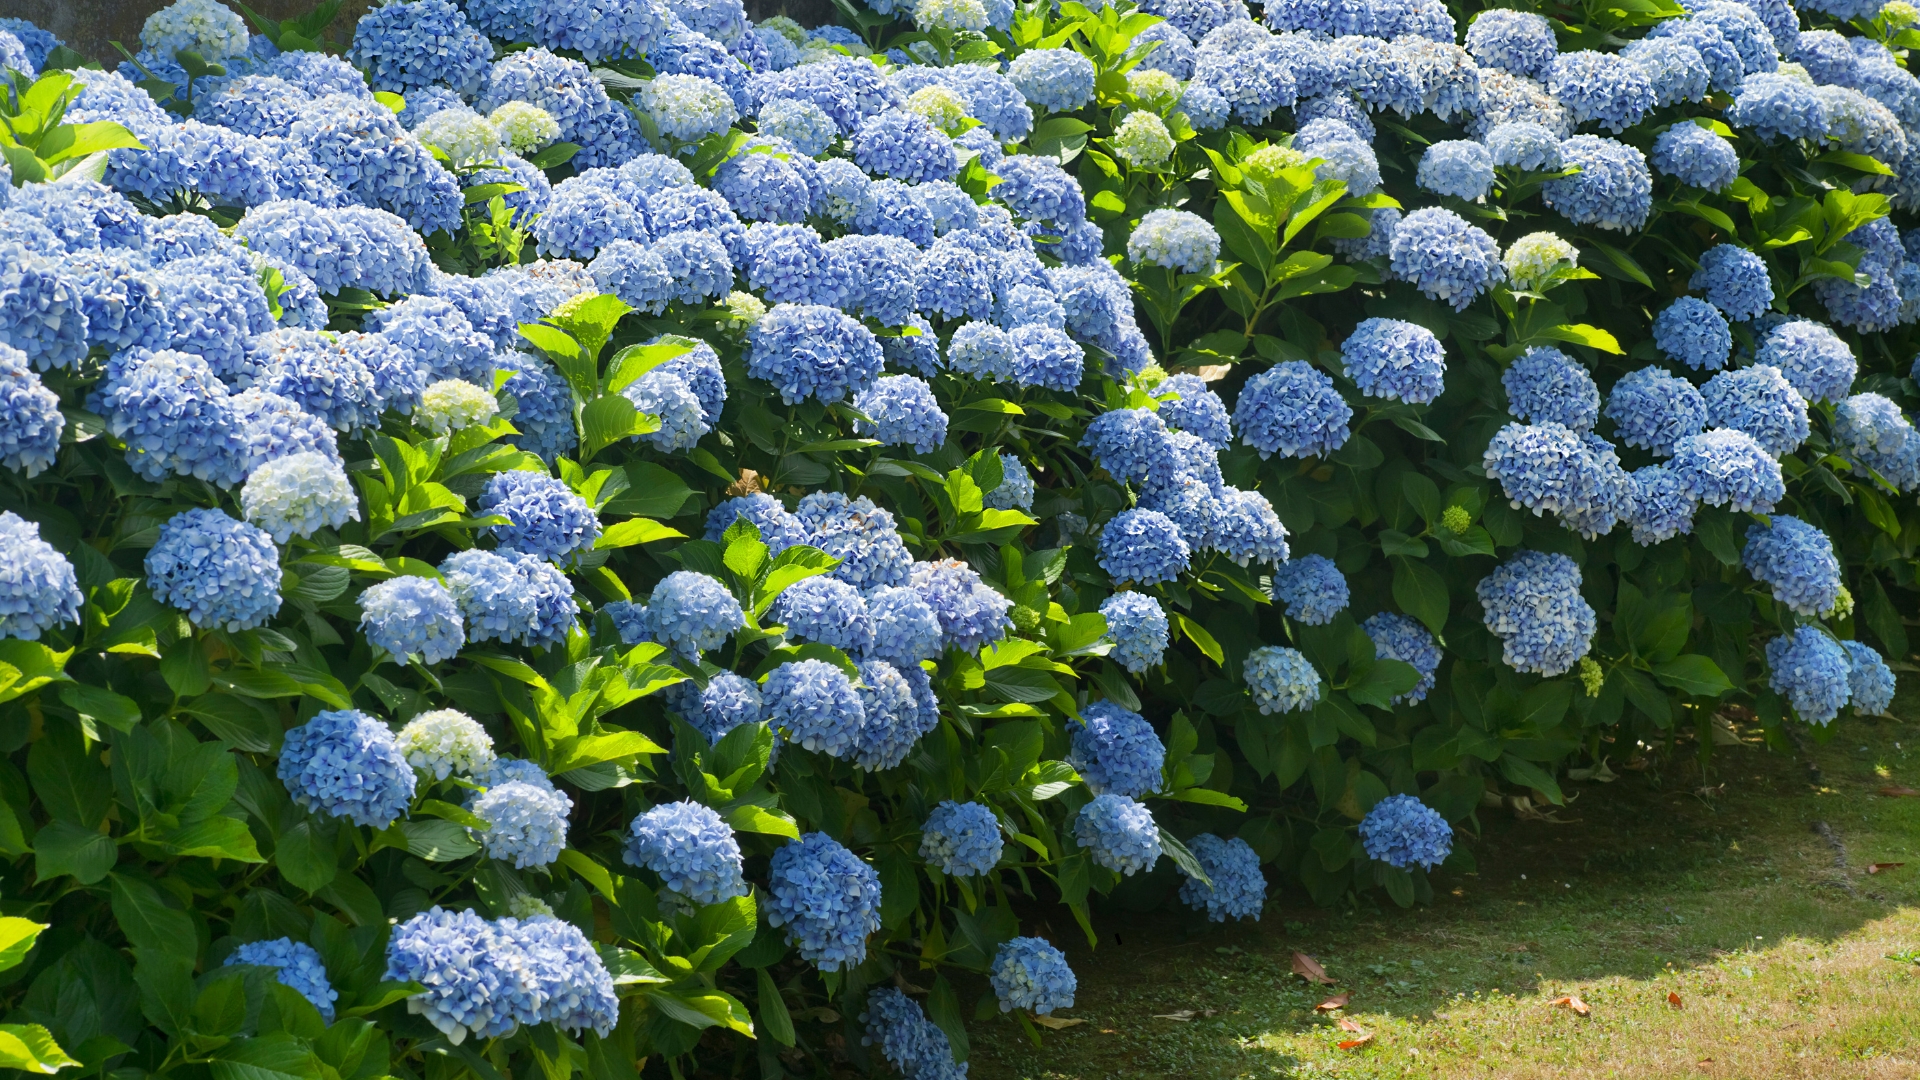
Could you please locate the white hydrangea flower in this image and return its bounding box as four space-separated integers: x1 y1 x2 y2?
415 108 503 169
240 451 359 543
915 0 990 32
396 709 496 780
417 379 500 435
488 101 561 153
140 0 249 60
1502 231 1581 293
906 86 970 135
1111 110 1175 170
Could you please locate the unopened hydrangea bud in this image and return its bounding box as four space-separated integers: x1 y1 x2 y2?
1826 584 1855 622
906 85 970 135
1441 505 1472 534
507 894 554 919
418 379 499 435
1578 657 1604 697
1126 68 1182 110
1886 0 1919 26
725 290 766 327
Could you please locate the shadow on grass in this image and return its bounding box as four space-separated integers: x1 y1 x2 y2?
965 695 1920 1080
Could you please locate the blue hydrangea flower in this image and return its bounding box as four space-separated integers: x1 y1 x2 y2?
1100 591 1169 674
1743 516 1842 617
983 454 1036 514
0 512 80 642
384 907 529 1042
505 914 618 1036
1727 72 1827 142
1691 243 1774 321
621 368 709 452
1542 135 1652 232
651 230 734 307
947 322 1015 381
1465 8 1556 78
1842 640 1896 716
765 659 866 758
1814 218 1906 334
1271 554 1349 626
1652 297 1732 371
473 779 571 869
1503 347 1600 432
480 471 601 563
1622 38 1710 107
0 18 57 70
1130 21 1197 77
1650 122 1741 192
800 492 913 590
495 353 579 464
1389 208 1504 310
532 179 651 261
1669 428 1785 513
231 389 339 473
236 201 435 298
0 242 89 370
1484 122 1563 171
851 658 934 771
1469 69 1571 139
1416 140 1496 201
1481 422 1630 536
1343 318 1447 405
851 109 958 184
1082 408 1177 490
0 345 63 478
648 571 745 657
1008 47 1095 112
440 548 578 648
1295 119 1379 195
1756 319 1857 405
1008 324 1086 391
1179 84 1230 130
1211 487 1290 568
1233 362 1352 459
1097 508 1191 586
358 575 464 664
681 671 768 745
1359 794 1452 870
1127 209 1220 273
478 48 648 169
990 937 1077 1015
1193 26 1298 125
147 508 281 632
1364 613 1441 705
1477 550 1596 677
1549 50 1654 133
1833 393 1920 491
367 296 496 385
396 709 495 780
1701 364 1809 456
278 709 416 829
350 0 493 95
1075 793 1163 876
910 558 1012 654
766 832 883 970
861 987 964 1080
757 97 838 155
1767 627 1852 725
1151 374 1229 450
1627 463 1699 545
226 939 338 1023
240 450 357 543
866 585 944 668
852 375 947 454
59 251 170 354
1178 834 1265 922
624 800 746 904
706 493 808 553
773 575 874 654
1605 367 1707 457
1243 645 1322 715
1068 700 1165 798
748 304 884 405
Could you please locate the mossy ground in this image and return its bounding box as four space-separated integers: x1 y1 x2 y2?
966 691 1920 1079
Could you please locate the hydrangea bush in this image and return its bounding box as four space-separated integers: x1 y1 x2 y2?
0 0 1914 1073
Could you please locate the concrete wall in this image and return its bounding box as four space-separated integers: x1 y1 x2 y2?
0 0 837 69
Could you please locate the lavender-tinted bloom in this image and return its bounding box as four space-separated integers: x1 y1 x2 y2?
1653 297 1733 371
625 801 747 904
911 558 1012 654
1691 244 1774 321
1503 347 1600 432
1359 794 1453 870
480 470 601 563
1097 509 1191 586
1766 627 1852 725
765 833 883 970
802 492 913 590
279 709 416 829
1744 516 1843 617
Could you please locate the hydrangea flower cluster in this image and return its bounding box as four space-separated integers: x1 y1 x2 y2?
1358 795 1454 870
919 799 1004 877
473 778 572 868
862 988 966 1080
1068 701 1166 798
1100 591 1169 673
225 939 339 1022
359 575 464 664
1341 318 1446 404
1178 834 1266 922
278 709 417 829
1743 516 1844 617
765 832 884 970
396 709 495 780
1766 627 1853 725
989 937 1077 1016
385 908 617 1043
0 513 81 643
624 800 747 903
1476 551 1597 677
1075 793 1163 875
1243 646 1323 714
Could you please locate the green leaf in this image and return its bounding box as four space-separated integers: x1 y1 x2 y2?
400 819 480 862
981 665 1064 704
164 817 264 862
1496 755 1563 805
109 874 196 960
0 640 71 704
1167 787 1248 810
32 822 115 884
0 919 46 973
596 518 684 549
0 1024 81 1074
1652 654 1734 698
1171 612 1223 665
1390 556 1448 636
1533 323 1623 354
756 969 794 1046
724 803 800 839
556 849 617 900
1346 658 1420 710
606 463 695 518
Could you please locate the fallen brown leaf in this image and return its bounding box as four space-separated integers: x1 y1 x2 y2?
1337 1018 1366 1033
1552 995 1591 1017
1030 1015 1084 1030
1292 952 1335 985
1314 993 1351 1013
1337 1035 1374 1050
1668 992 1684 1009
1868 862 1906 874
1151 1010 1197 1022
1878 785 1920 798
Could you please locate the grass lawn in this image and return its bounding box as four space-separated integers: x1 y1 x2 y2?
964 697 1920 1080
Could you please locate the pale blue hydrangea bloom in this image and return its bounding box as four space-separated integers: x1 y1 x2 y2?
589 239 674 313
440 548 578 648
1008 48 1096 112
917 802 1003 882
625 800 746 903
986 453 1037 511
147 508 281 631
1233 361 1353 459
396 710 495 780
1468 70 1571 139
1212 487 1290 568
1477 550 1596 676
1179 834 1265 922
1622 38 1710 106
1343 318 1447 404
1244 645 1323 714
910 558 1012 654
348 0 493 94
1627 464 1700 545
1690 244 1774 321
1272 554 1349 626
1767 627 1852 725
359 575 464 664
140 0 249 58
1294 118 1379 195
1542 135 1652 232
532 179 652 260
1669 428 1785 513
1842 640 1896 716
683 672 768 745
1833 393 1920 491
866 585 943 668
853 375 948 454
1727 72 1828 142
1330 206 1399 260
505 914 618 1036
1101 592 1169 673
1130 21 1197 78
625 369 710 452
1069 700 1165 797
643 73 739 141
1156 373 1231 449
1416 140 1495 201
990 937 1077 1015
1075 793 1163 876
913 235 995 322
1692 1 1781 75
1010 324 1087 390
1549 51 1654 132
1813 218 1905 333
1483 122 1562 171
1755 319 1858 404
1652 296 1733 370
852 109 959 183
0 345 64 478
496 353 578 463
1082 408 1177 489
748 303 885 404
706 492 809 552
948 322 1016 381
1193 25 1298 125
0 512 80 642
1127 209 1219 272
240 451 357 543
1464 8 1556 78
384 907 530 1042
235 200 435 297
1481 421 1632 536
773 575 874 654
0 242 90 371
1179 84 1230 130
1359 794 1452 870
1097 508 1191 586
1389 208 1504 310
862 987 964 1080
1503 347 1600 431
758 97 839 155
1605 366 1707 457
279 709 416 829
1701 364 1809 455
414 108 504 168
225 939 339 1023
1364 613 1441 705
648 571 745 657
797 491 911 590
60 251 172 354
481 470 601 563
765 658 866 757
473 779 571 868
852 658 934 770
1743 516 1843 617
766 832 883 970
